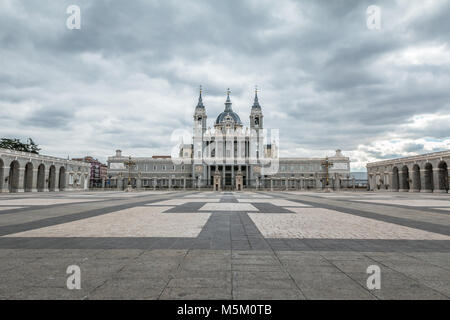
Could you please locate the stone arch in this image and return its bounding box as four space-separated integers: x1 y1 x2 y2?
37 164 45 192
400 165 410 191
0 158 4 192
24 162 34 192
438 161 449 192
424 163 433 191
392 167 399 191
48 165 56 191
58 167 66 191
8 160 20 193
412 164 421 192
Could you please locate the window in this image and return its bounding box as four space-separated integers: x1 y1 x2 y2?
172 165 175 171
162 165 166 170
153 165 157 171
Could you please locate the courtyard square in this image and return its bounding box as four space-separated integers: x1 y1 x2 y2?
0 190 449 300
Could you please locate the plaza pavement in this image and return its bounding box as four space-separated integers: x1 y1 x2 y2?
0 190 449 299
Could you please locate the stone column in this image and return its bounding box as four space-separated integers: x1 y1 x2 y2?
270 178 273 191
31 168 38 192
153 178 157 191
221 167 225 190
385 173 391 190
246 165 249 188
117 178 123 190
368 174 373 191
315 175 321 191
15 167 25 193
0 166 7 193
168 177 172 190
84 174 89 190
285 178 288 191
183 178 186 190
352 177 355 190
231 165 235 190
42 169 49 192
136 178 142 190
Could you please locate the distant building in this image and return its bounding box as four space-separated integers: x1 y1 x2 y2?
367 150 449 193
0 148 90 193
72 156 108 188
107 88 351 190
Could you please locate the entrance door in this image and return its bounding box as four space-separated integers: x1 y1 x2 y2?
225 173 232 186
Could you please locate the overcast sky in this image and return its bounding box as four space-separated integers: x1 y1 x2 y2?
1 0 449 171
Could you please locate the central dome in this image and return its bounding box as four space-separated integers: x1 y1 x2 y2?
215 110 242 125
215 88 242 126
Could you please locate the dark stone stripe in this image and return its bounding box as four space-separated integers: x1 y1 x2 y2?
0 237 448 252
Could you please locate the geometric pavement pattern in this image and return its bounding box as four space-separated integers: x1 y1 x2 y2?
0 190 449 299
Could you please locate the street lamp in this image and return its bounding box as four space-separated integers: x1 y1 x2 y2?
124 156 136 192
321 156 333 191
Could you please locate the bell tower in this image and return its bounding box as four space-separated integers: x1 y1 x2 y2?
193 85 207 133
250 86 263 131
192 85 208 186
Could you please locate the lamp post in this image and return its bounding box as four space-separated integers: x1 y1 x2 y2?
321 156 333 192
124 156 136 192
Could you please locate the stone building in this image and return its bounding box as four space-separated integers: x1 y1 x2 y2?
72 156 108 188
367 150 449 193
107 88 350 190
0 148 91 193
107 152 192 190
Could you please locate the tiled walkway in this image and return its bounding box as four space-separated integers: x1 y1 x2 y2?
0 190 449 299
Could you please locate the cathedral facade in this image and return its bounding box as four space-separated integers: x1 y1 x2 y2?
107 88 350 190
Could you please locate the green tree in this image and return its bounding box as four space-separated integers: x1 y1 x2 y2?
0 138 41 154
27 138 41 154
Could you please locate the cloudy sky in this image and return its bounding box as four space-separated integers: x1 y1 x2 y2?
1 0 449 171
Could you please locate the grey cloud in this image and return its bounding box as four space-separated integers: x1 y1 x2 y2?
403 143 424 153
21 107 74 129
0 0 449 168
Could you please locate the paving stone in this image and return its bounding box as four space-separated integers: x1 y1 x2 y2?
160 287 232 300
233 288 305 300
88 278 166 299
167 277 231 289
